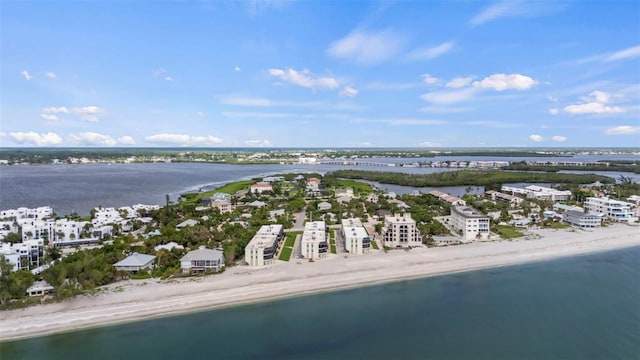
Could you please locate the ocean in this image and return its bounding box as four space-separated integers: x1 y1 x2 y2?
2 246 639 359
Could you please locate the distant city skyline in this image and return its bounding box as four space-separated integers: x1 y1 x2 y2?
1 1 639 148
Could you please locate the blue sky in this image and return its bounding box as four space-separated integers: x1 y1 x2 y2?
1 0 639 148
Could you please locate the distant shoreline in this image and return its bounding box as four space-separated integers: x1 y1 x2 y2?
1 224 638 342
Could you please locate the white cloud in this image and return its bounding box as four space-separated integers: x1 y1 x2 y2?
529 134 543 142
117 136 136 145
9 131 63 146
420 88 477 104
446 77 473 88
245 139 273 147
69 132 117 146
234 66 241 72
604 45 640 62
221 111 295 119
20 70 32 80
327 29 405 65
42 106 69 114
220 96 272 107
40 114 58 121
421 73 439 85
470 1 565 26
72 106 105 122
551 135 567 142
195 112 206 118
340 86 359 97
268 68 339 90
418 141 442 147
46 72 57 79
153 68 166 77
406 41 455 61
605 126 640 135
145 133 223 146
563 91 625 115
465 120 522 128
549 108 559 115
472 73 537 91
164 76 174 81
420 106 470 113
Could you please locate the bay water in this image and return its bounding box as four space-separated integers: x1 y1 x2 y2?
2 246 638 359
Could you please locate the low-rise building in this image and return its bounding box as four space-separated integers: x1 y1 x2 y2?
484 190 524 207
245 224 284 267
301 221 328 260
250 182 273 194
450 206 490 242
180 247 224 274
176 219 199 229
113 252 156 272
563 210 602 228
501 185 571 202
317 201 332 211
429 190 466 206
381 213 422 248
26 280 54 297
584 197 637 223
341 218 371 255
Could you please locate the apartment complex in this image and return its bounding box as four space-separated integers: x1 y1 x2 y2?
450 206 491 242
301 221 328 260
562 210 602 228
381 213 422 248
341 218 371 255
501 185 571 202
584 197 637 223
245 224 284 267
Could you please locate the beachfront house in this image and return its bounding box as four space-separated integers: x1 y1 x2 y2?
562 210 602 229
341 218 371 255
381 213 422 248
113 252 156 272
301 221 328 260
26 280 54 297
245 224 284 267
180 247 225 274
450 206 491 242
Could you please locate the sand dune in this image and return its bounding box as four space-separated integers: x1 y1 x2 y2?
1 224 638 342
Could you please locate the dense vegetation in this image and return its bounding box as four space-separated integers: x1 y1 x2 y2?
328 170 616 187
504 161 640 174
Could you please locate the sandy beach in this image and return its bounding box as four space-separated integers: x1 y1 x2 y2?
1 224 638 342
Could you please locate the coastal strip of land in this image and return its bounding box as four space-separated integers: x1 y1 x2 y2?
1 224 638 342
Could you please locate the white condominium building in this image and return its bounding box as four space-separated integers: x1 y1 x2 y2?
381 213 422 248
301 221 328 260
563 210 602 228
501 185 571 202
450 206 490 242
341 218 371 255
245 224 284 267
584 197 637 223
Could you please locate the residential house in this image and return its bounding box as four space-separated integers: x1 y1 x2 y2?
250 182 273 194
180 247 225 274
176 219 199 229
113 252 156 272
26 280 54 297
317 201 332 211
429 190 467 206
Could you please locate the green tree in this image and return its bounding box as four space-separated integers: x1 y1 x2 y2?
3 232 22 244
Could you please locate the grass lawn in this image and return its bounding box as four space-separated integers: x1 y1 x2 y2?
542 221 570 229
284 232 299 247
180 180 255 205
334 179 373 193
370 238 379 250
330 232 337 254
279 246 293 261
330 245 337 254
494 225 525 239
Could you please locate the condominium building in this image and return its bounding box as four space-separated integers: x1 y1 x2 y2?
584 197 637 223
381 213 422 248
563 210 602 228
341 218 371 255
450 206 490 242
301 221 328 260
501 185 571 202
245 224 284 267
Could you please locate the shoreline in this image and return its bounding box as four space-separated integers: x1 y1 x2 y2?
1 224 638 342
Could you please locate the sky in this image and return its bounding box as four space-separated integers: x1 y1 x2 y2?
1 0 639 148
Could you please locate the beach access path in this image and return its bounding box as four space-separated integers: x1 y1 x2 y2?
1 224 638 342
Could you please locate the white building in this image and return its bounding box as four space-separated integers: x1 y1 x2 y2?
250 182 273 194
301 221 328 260
26 280 54 297
584 197 637 223
563 210 602 228
381 213 422 248
180 247 224 274
341 218 371 255
245 224 284 267
501 185 571 202
92 207 123 227
113 252 156 272
0 239 44 271
450 206 490 242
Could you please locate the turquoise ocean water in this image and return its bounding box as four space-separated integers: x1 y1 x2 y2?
2 246 639 359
